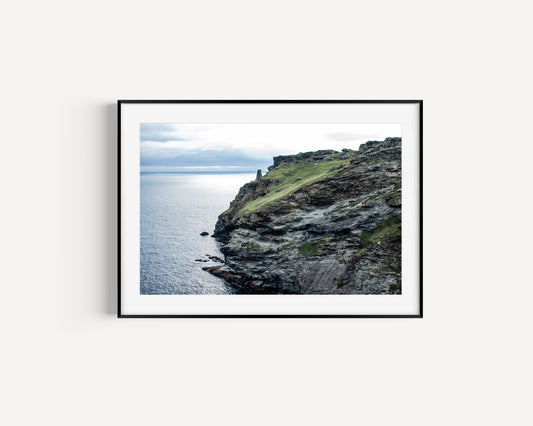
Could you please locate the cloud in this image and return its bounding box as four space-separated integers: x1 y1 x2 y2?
140 123 187 142
140 123 401 172
141 147 271 169
326 132 379 142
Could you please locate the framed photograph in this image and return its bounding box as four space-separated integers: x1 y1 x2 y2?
118 100 422 318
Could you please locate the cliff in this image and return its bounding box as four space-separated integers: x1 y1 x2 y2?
204 137 402 294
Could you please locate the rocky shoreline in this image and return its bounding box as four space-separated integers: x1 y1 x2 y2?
204 138 402 294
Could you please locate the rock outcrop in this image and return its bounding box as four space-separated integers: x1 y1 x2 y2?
207 137 402 294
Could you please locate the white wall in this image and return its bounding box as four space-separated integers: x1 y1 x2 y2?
1 1 532 425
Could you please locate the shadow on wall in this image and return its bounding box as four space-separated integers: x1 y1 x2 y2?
104 102 118 315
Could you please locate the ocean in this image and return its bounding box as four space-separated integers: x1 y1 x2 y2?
140 172 255 294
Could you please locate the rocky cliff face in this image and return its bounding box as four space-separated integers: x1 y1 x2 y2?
204 137 402 294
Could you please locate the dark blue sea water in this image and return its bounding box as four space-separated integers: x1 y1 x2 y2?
140 172 255 294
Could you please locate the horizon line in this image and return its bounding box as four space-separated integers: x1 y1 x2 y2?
140 171 259 174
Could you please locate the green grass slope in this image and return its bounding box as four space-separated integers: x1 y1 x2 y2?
237 158 347 217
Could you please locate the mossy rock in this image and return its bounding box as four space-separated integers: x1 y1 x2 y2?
361 215 401 244
297 241 320 257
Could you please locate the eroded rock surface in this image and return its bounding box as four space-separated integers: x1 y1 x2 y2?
207 138 402 294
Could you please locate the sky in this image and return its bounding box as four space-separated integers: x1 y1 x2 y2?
140 123 401 173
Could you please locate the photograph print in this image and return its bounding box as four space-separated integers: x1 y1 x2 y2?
141 122 402 295
119 100 422 317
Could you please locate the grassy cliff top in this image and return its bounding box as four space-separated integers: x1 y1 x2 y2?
226 138 401 218
237 158 348 216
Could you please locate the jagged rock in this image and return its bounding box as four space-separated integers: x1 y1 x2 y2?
388 193 402 207
269 150 338 170
202 266 251 287
208 138 402 294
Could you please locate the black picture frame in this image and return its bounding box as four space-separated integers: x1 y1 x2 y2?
118 100 423 318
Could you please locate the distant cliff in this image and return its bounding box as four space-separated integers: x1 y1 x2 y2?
204 137 402 294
